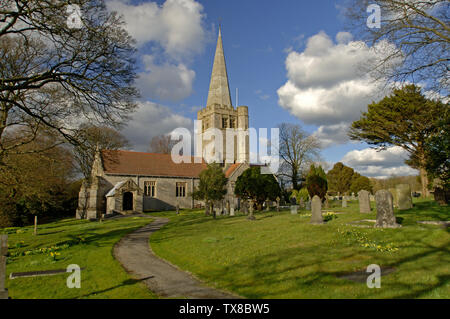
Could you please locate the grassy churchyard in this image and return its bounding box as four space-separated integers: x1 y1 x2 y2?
1 198 448 299
150 199 449 299
1 217 156 299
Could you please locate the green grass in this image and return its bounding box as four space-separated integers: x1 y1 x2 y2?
150 200 450 299
2 216 156 299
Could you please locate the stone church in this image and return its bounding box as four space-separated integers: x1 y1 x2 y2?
76 28 252 219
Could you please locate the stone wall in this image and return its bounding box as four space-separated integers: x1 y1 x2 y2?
104 174 202 211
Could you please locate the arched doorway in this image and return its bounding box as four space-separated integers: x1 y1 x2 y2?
123 192 133 211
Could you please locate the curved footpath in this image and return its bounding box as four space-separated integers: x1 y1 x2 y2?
113 217 240 299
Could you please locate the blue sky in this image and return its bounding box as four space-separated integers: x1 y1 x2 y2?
105 0 418 178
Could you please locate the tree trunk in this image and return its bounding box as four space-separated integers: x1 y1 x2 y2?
292 168 298 190
211 202 216 219
420 167 429 198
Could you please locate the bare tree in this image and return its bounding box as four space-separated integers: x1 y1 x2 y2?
277 123 322 190
344 0 449 93
73 124 129 180
149 134 178 154
0 0 138 163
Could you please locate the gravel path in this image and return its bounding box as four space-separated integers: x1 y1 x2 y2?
113 217 240 299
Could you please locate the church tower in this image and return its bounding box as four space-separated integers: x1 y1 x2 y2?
196 27 249 164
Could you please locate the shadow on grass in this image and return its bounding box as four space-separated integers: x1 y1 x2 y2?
78 276 155 298
396 201 450 225
194 236 449 299
57 225 150 248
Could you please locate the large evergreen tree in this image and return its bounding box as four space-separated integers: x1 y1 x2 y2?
350 175 373 194
306 164 328 200
192 163 227 218
327 162 355 195
422 116 450 204
235 166 281 219
349 84 448 197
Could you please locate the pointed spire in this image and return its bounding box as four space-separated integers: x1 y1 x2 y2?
206 26 232 108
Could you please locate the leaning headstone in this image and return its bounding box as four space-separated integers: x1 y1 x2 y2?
375 190 400 228
324 198 329 209
396 184 413 210
389 188 398 207
358 190 371 213
248 202 256 220
242 201 248 214
34 215 38 236
342 197 347 208
290 205 298 215
310 196 323 224
0 235 8 299
305 200 311 211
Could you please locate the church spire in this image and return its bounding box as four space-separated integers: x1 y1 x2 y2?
206 26 232 108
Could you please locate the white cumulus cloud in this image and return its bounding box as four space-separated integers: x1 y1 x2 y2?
106 0 206 59
341 146 419 179
122 101 193 152
278 31 395 146
106 0 206 102
313 123 351 148
137 55 195 101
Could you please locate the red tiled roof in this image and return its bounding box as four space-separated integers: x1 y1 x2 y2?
101 150 207 178
225 163 241 178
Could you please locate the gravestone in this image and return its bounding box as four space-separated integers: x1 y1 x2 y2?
230 206 235 216
305 200 311 211
242 201 248 214
369 195 375 202
266 201 270 211
276 198 280 212
342 197 347 208
310 196 323 224
388 188 398 207
358 190 371 213
248 201 256 220
34 215 37 235
176 204 180 215
0 235 8 299
290 205 298 215
226 201 230 215
215 205 222 216
396 184 413 210
298 198 304 208
375 190 400 228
